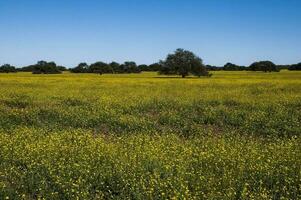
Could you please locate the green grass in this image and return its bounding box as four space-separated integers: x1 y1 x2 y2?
0 71 300 199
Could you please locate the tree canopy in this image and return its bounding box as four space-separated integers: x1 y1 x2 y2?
31 61 62 74
121 62 141 73
288 63 301 71
223 63 246 71
159 49 209 78
70 63 89 73
89 62 113 74
249 61 279 72
70 61 141 74
0 64 17 73
206 65 223 71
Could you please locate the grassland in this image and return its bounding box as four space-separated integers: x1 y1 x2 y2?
0 71 300 199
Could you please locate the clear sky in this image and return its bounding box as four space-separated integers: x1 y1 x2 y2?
0 0 300 67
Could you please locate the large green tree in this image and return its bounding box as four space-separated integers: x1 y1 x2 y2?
159 49 209 78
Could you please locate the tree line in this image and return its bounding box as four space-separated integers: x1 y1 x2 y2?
1 49 301 77
0 61 67 74
0 61 162 74
207 62 301 72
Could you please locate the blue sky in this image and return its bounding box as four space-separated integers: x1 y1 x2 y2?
0 0 300 67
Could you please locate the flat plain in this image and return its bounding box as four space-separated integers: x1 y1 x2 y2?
0 71 300 199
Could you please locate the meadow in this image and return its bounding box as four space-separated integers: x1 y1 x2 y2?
0 71 300 199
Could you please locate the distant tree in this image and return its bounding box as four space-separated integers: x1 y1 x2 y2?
109 62 121 73
120 61 141 73
159 48 209 78
19 65 35 72
70 61 141 74
249 61 279 72
206 65 222 71
138 64 149 71
0 64 17 73
89 62 113 74
138 63 161 71
288 63 301 70
57 66 67 71
223 63 246 71
32 61 62 74
148 63 162 71
224 63 236 71
71 63 89 73
277 65 290 70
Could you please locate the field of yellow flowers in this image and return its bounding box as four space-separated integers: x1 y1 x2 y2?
0 71 300 199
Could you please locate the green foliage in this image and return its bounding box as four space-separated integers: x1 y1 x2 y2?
148 63 161 71
19 65 35 72
249 61 279 72
119 61 141 73
71 63 89 73
31 61 62 74
289 62 301 70
223 63 246 71
0 64 17 73
70 61 141 74
57 65 68 71
109 62 121 73
89 62 113 74
159 49 209 78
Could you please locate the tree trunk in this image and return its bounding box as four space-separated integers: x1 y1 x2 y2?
182 74 185 78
